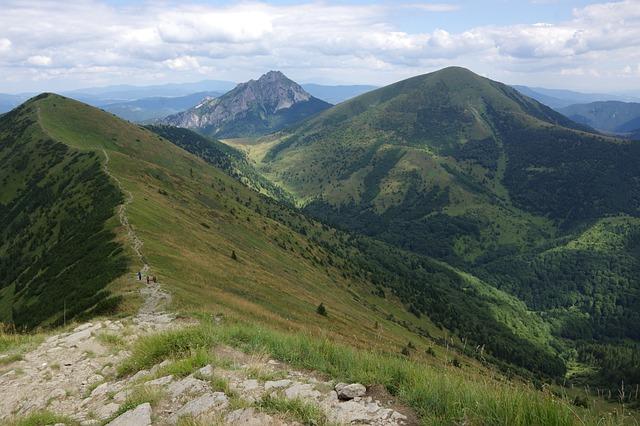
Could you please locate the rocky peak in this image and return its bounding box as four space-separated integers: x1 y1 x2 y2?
234 70 311 113
159 71 331 138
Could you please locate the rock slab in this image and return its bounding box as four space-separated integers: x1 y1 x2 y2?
106 402 152 426
336 383 367 400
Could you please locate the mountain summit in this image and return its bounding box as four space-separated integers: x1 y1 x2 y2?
160 71 331 138
258 65 640 262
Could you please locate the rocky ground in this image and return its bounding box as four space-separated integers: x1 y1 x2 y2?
0 290 412 425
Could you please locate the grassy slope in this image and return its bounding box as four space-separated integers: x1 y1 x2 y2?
144 125 292 202
0 97 131 328
34 93 447 353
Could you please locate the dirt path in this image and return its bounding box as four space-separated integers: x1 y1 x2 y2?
101 149 172 326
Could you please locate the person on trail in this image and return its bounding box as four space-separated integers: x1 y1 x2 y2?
137 271 142 280
146 276 150 284
153 276 157 283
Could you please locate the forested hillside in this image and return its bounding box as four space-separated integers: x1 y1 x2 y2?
145 125 291 202
0 96 127 327
235 67 640 391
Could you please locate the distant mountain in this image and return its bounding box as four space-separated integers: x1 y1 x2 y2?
558 101 640 134
510 86 570 109
0 81 373 115
160 71 332 138
62 80 236 106
513 85 640 109
0 93 31 113
101 91 222 123
301 84 377 104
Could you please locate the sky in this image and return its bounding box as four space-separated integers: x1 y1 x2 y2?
1 0 640 94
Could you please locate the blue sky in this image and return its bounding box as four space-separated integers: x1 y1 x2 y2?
1 0 639 93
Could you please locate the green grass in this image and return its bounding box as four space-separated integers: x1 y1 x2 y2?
0 327 44 366
117 326 218 376
118 320 630 425
257 395 329 425
2 410 79 426
152 348 214 379
95 331 126 349
110 385 164 420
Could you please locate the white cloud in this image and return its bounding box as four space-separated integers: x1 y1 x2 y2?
27 55 52 66
402 3 461 12
0 0 638 92
0 38 10 52
157 5 274 44
163 56 200 71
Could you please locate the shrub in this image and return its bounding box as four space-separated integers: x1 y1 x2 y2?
316 303 327 316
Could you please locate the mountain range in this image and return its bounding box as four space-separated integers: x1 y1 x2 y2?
558 100 640 135
0 81 376 120
61 80 237 105
301 83 378 104
512 85 640 109
3 66 640 422
160 71 332 138
100 91 223 123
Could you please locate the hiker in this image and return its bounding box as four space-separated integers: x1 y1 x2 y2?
153 276 157 283
146 276 150 284
137 271 142 280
